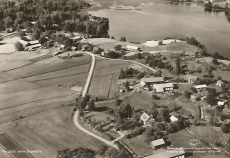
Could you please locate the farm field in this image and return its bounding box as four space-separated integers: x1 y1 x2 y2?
0 86 74 110
0 133 32 158
6 106 102 158
89 58 131 98
0 95 77 125
6 55 91 79
24 64 89 82
32 72 88 88
0 80 40 94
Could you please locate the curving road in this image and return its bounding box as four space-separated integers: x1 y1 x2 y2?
73 52 118 149
73 111 119 149
73 51 156 150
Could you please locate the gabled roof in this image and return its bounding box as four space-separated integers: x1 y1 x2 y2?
126 45 140 50
29 40 39 45
170 115 179 122
19 40 29 46
140 112 150 122
151 138 165 147
170 111 179 117
142 77 164 83
194 84 207 89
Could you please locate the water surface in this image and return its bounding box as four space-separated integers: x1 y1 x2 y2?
89 3 230 58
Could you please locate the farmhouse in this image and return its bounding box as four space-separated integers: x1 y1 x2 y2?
145 148 185 158
216 80 225 87
126 45 140 52
140 77 165 88
153 83 174 93
194 84 207 92
150 138 165 150
140 112 150 126
26 44 41 51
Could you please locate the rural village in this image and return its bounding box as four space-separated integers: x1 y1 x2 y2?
0 0 230 158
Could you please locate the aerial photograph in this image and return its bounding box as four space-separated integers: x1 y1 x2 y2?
0 0 230 158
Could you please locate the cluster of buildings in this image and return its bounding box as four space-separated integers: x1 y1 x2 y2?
19 40 41 51
140 77 174 93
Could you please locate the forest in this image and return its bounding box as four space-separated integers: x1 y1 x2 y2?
0 0 109 38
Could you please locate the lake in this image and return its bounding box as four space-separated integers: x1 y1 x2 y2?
89 2 230 58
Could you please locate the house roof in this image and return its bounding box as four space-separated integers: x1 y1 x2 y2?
19 40 29 46
126 45 140 50
142 77 164 83
29 40 39 45
153 83 174 93
145 149 185 158
151 138 165 147
170 115 179 122
27 43 41 49
184 75 198 79
140 112 150 122
194 84 207 89
218 101 225 106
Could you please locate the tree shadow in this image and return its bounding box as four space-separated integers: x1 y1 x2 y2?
0 42 6 45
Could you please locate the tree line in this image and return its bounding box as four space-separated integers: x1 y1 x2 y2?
0 0 109 38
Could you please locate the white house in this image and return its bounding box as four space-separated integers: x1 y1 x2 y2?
140 112 150 126
170 115 179 122
150 138 165 150
126 45 140 52
217 101 226 106
194 84 207 92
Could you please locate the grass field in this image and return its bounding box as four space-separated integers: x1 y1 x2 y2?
6 106 102 158
123 135 156 157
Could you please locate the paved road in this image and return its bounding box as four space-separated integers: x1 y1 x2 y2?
73 111 119 149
